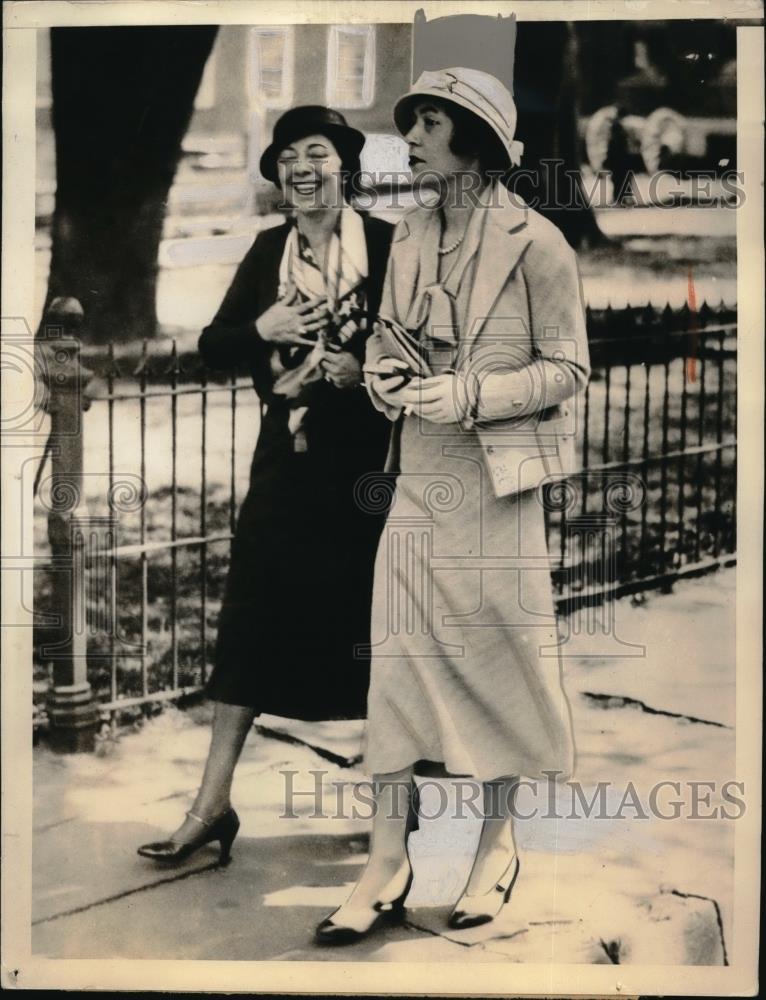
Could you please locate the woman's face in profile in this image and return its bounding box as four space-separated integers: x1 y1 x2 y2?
404 101 474 181
277 134 344 211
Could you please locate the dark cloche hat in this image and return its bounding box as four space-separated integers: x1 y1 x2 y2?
259 105 366 184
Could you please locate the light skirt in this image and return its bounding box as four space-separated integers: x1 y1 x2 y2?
363 415 575 782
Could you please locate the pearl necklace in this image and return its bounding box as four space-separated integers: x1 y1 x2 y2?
438 232 465 256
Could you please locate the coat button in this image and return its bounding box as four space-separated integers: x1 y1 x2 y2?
486 446 494 454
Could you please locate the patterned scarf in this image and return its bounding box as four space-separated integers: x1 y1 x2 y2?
270 208 368 440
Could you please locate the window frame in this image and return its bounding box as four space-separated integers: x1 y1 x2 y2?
325 24 376 110
248 26 295 109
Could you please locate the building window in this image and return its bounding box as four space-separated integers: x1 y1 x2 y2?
326 25 375 109
194 48 217 110
248 26 294 108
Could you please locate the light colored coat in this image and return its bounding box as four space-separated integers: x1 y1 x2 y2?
366 183 591 497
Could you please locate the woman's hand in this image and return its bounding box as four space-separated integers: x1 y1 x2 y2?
364 357 414 409
403 373 470 424
321 346 362 389
255 282 329 346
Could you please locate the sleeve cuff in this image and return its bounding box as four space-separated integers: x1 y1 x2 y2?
470 369 532 423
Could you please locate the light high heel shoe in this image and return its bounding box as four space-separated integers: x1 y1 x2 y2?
314 780 419 946
314 859 413 946
447 853 520 930
137 807 240 867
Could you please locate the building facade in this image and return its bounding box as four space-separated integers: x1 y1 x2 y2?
187 24 412 187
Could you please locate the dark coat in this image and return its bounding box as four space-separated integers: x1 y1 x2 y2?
198 213 394 720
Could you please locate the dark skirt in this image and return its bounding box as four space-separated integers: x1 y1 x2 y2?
205 391 391 720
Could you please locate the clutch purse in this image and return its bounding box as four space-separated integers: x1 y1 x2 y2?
374 315 432 379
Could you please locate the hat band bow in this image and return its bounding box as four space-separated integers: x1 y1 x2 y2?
417 70 459 93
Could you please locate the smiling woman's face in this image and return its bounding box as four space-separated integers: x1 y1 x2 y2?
404 101 477 180
277 134 344 211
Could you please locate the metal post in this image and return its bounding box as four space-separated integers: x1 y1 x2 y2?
40 298 100 752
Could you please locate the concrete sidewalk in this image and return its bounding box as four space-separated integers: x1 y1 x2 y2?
33 571 736 964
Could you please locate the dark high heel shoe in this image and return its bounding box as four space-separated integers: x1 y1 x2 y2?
314 861 414 946
137 807 240 867
447 854 520 930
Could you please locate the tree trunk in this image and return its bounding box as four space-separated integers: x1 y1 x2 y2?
42 26 218 344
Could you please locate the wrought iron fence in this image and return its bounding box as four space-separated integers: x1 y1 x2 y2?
545 309 736 609
32 300 737 746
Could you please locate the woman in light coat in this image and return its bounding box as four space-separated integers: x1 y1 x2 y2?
315 67 590 945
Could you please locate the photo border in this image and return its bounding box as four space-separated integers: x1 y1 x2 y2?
2 2 762 994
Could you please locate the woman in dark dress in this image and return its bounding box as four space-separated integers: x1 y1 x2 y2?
138 106 393 865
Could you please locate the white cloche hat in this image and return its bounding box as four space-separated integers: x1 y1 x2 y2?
393 66 524 168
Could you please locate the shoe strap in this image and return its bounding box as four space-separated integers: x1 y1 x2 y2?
463 853 518 898
499 853 519 886
186 810 213 827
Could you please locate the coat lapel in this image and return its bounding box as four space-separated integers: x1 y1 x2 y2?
382 186 532 346
463 185 532 353
382 210 432 324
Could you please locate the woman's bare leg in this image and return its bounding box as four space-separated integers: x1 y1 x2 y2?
462 775 519 894
169 702 256 843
